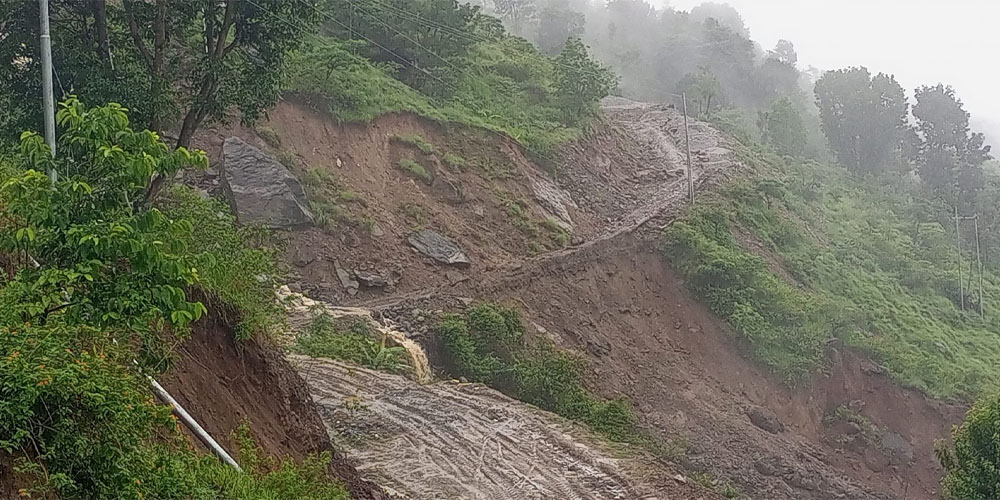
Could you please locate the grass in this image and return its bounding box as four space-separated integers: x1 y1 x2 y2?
285 35 590 156
495 190 572 250
256 126 282 148
443 152 467 170
390 134 437 155
301 167 363 230
397 158 433 183
664 143 1000 399
401 203 427 229
293 312 409 373
435 303 639 443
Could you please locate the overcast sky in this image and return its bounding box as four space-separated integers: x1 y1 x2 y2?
662 0 1000 147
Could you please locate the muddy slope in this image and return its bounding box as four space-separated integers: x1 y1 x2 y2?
290 355 720 500
160 308 390 500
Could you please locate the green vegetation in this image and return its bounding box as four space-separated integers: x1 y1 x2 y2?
401 203 428 229
665 144 1000 398
391 134 438 155
398 158 433 183
301 167 363 230
443 152 468 170
692 472 742 499
287 12 615 155
0 99 345 498
293 312 408 373
435 303 637 442
938 392 1000 499
256 126 283 149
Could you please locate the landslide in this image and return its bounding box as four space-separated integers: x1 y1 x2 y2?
193 96 965 499
159 303 391 500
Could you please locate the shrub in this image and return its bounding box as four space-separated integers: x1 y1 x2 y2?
294 313 408 373
443 152 467 170
938 392 1000 500
398 158 433 183
391 134 437 155
256 126 282 148
434 303 639 442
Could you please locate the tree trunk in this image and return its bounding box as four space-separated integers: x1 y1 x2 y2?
90 0 111 67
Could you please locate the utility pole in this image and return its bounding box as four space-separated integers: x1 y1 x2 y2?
39 0 57 177
975 215 985 319
681 92 694 204
955 206 964 310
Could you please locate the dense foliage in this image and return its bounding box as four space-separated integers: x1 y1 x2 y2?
285 0 615 154
0 100 343 498
435 303 637 442
294 313 409 373
666 144 1000 398
0 1 319 148
938 392 1000 499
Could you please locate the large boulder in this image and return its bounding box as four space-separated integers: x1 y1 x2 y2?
221 137 314 227
407 230 471 267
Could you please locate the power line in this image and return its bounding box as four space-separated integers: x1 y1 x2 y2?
245 0 455 90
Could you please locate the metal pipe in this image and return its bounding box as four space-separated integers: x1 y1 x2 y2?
39 0 57 173
149 378 242 470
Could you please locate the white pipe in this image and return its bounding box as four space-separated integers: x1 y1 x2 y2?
149 377 242 470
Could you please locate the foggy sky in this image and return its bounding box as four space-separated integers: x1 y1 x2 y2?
663 0 1000 148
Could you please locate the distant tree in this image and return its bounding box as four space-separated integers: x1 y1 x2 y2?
760 97 807 156
913 84 992 205
937 392 1000 500
814 67 909 174
768 40 798 66
689 2 749 38
535 0 586 55
553 37 617 120
677 66 723 117
492 0 537 35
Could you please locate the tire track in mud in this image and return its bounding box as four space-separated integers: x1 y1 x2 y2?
290 355 662 500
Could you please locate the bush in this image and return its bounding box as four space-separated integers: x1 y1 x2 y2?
294 313 408 373
391 134 437 155
938 392 1000 500
434 303 639 442
398 158 433 183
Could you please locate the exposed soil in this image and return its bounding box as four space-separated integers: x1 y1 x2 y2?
290 355 722 500
160 305 391 500
189 96 966 499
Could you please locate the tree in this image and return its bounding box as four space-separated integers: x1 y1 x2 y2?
768 40 798 66
535 0 586 55
937 392 1000 499
814 67 909 174
553 38 617 120
492 0 537 35
689 2 749 38
0 1 319 150
913 84 992 205
677 66 723 117
760 97 806 156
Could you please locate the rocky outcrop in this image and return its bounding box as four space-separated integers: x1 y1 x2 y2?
407 229 471 267
221 137 314 227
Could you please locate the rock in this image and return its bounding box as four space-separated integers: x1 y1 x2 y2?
880 430 914 465
407 229 471 267
586 340 611 357
445 270 468 284
334 259 359 294
291 245 319 267
353 268 398 289
671 474 687 484
531 176 577 230
859 360 888 376
287 282 302 293
220 137 314 227
749 407 785 434
370 222 385 237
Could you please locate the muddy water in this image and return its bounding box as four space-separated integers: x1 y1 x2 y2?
289 356 653 500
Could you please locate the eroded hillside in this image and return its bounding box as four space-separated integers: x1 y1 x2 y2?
189 96 966 500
